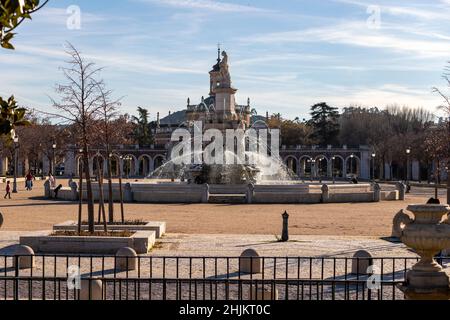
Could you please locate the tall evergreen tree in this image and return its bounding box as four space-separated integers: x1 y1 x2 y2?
309 102 340 145
132 107 153 146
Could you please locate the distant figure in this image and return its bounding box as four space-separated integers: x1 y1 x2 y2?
25 171 33 191
53 184 63 199
426 197 440 204
4 181 11 199
48 173 56 189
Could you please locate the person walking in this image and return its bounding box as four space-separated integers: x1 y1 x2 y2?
4 181 11 199
26 171 33 191
48 173 56 189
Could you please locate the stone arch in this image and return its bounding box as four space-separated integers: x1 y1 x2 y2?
315 155 328 178
122 154 138 177
299 156 313 177
109 154 121 177
138 155 152 177
284 156 298 176
92 154 105 176
153 155 166 170
345 155 361 177
331 155 345 178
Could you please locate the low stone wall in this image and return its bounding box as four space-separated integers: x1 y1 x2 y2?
47 181 400 204
251 185 319 204
132 183 205 203
20 231 155 254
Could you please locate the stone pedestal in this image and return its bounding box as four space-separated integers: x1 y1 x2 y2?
395 204 450 300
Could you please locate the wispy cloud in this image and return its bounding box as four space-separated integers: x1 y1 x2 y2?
334 0 450 20
240 21 450 58
138 0 273 13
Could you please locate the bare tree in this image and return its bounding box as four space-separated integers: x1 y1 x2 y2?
95 83 122 223
433 63 450 204
49 43 104 233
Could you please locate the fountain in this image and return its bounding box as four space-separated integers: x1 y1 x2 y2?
395 204 450 300
134 50 385 204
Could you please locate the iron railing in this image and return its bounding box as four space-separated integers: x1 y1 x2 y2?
1 254 448 300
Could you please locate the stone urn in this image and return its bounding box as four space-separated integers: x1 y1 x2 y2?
395 204 450 300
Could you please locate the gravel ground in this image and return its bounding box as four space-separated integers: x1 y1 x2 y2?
0 180 445 236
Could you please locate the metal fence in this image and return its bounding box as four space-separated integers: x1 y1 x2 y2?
1 254 448 300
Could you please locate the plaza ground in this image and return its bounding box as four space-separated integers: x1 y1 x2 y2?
0 180 445 237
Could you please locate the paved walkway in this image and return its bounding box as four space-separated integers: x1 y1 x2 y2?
0 231 415 257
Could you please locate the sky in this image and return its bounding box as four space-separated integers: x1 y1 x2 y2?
1 0 450 121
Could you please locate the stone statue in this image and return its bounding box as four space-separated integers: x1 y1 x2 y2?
219 51 231 84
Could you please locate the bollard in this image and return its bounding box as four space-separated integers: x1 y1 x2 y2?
396 182 406 200
247 286 279 300
240 249 262 274
124 183 133 202
321 184 329 203
246 184 254 204
351 250 373 275
12 245 35 269
373 183 381 202
281 211 289 242
116 247 137 271
80 279 103 300
202 184 210 203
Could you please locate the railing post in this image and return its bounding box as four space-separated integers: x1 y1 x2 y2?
14 255 19 301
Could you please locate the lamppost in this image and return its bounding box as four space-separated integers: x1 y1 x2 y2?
124 156 132 179
406 148 411 192
371 152 376 182
52 142 57 176
307 158 315 182
350 154 355 178
318 158 325 183
331 156 336 184
12 134 19 193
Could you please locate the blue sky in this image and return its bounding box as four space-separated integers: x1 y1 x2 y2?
2 0 450 120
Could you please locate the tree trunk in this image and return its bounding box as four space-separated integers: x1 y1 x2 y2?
83 147 95 234
447 121 450 205
77 162 83 235
118 159 125 223
107 151 114 223
435 159 439 200
96 157 107 232
447 160 450 205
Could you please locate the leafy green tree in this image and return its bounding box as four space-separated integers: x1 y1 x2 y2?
0 0 48 140
309 102 340 145
267 115 315 146
132 107 154 146
0 95 31 136
0 0 48 49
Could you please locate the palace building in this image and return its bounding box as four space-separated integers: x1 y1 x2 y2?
0 50 446 183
